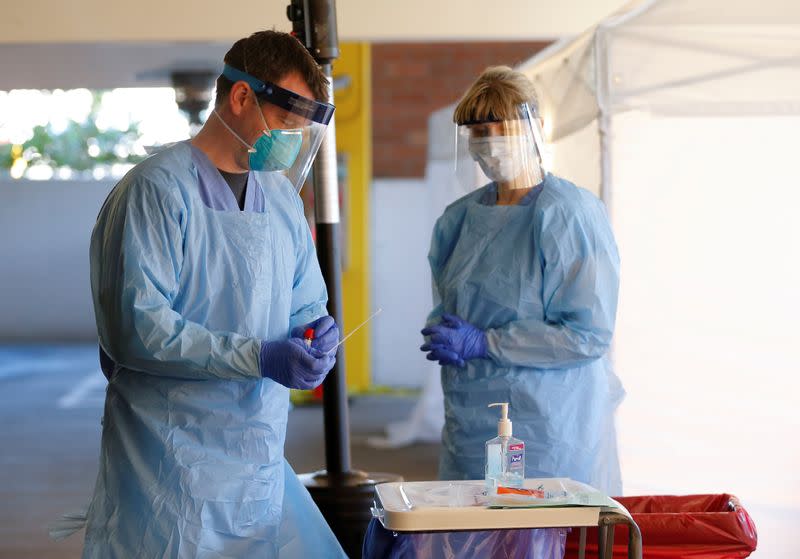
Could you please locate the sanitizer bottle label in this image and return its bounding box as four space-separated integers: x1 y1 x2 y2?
508 442 524 474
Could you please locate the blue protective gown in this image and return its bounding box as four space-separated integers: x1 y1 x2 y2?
428 173 625 495
83 141 345 558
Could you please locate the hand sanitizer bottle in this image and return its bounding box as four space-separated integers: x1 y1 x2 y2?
485 402 525 494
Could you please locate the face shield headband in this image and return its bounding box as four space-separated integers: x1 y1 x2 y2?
216 64 336 190
454 102 547 191
221 64 334 126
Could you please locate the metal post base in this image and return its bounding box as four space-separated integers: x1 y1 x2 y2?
301 470 403 559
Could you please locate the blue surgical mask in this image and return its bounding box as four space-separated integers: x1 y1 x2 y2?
213 98 303 172
249 128 302 172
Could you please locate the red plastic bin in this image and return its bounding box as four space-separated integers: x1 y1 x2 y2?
565 494 757 559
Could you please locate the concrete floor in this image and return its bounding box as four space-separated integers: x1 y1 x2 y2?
0 345 437 559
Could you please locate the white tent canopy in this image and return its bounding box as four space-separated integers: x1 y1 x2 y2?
430 0 800 197
423 2 799 556
519 0 800 202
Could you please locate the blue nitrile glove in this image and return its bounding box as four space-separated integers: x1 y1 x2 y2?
259 338 335 389
420 313 488 368
291 315 340 354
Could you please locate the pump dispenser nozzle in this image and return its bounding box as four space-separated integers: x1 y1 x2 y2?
488 402 512 437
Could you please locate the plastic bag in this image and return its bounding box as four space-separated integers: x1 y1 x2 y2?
363 518 567 559
564 494 757 559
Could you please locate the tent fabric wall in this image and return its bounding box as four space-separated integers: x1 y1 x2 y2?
519 3 800 557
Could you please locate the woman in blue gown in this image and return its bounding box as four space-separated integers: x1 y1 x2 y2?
421 66 625 495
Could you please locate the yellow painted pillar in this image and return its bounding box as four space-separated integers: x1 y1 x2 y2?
332 42 372 392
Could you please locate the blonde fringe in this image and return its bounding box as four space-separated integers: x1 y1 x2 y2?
453 66 539 125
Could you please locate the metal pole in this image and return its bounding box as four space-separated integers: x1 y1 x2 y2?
288 0 350 477
311 65 351 475
288 2 402 556
598 511 643 559
594 27 613 212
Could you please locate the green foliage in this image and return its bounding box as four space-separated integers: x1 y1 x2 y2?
0 143 12 169
24 120 145 171
1 90 149 177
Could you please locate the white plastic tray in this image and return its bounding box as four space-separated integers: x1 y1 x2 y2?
373 478 605 532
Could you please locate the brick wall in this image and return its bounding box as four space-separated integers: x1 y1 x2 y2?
372 41 551 178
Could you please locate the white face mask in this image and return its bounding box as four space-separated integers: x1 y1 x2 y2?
468 135 542 187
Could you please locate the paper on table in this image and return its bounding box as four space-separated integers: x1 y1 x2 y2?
488 478 619 509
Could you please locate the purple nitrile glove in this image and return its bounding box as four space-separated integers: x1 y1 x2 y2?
259 337 335 390
420 313 488 368
291 315 340 354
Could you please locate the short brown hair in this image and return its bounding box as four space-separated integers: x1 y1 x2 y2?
214 30 328 106
453 66 539 125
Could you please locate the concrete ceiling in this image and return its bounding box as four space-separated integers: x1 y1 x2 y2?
1 0 630 90
0 42 229 90
3 0 629 42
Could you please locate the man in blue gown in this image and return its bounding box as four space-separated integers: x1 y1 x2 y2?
83 31 346 558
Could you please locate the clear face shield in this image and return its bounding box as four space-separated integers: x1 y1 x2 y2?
454 103 546 194
220 64 335 192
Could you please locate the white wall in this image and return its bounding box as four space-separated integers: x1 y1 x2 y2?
0 180 113 341
370 178 441 387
